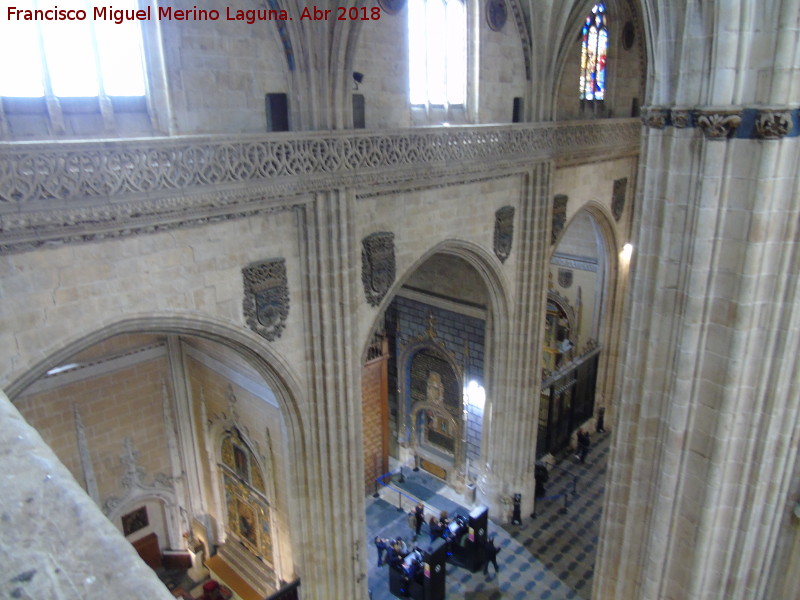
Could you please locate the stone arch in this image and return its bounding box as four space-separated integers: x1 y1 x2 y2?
547 200 627 434
551 200 622 343
551 0 648 120
4 314 310 584
359 239 511 494
361 239 512 365
5 315 305 435
107 493 178 557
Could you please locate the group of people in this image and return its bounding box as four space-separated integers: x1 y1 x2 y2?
375 502 501 581
374 536 415 568
426 508 452 543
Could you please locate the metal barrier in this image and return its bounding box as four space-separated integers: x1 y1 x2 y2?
530 464 580 519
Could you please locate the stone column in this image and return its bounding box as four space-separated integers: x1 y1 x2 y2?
294 191 367 598
595 2 800 598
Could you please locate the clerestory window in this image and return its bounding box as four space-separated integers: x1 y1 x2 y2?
0 0 146 98
579 3 608 102
408 0 467 107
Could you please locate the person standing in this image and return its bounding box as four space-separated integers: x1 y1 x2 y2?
483 535 500 578
429 516 441 542
374 536 387 567
576 429 590 463
596 406 606 433
414 502 425 540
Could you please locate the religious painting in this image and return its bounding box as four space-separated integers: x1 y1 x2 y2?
237 498 258 548
233 443 249 480
122 506 149 536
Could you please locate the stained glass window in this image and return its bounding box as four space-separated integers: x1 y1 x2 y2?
408 0 466 106
579 3 608 101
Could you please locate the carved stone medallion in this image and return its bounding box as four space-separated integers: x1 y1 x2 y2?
362 232 395 307
696 110 742 140
486 0 507 31
558 269 573 289
242 258 289 341
493 205 514 263
552 195 568 245
755 110 793 140
377 0 406 15
612 178 627 221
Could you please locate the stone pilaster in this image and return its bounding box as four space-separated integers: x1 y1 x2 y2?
479 162 551 519
295 191 367 598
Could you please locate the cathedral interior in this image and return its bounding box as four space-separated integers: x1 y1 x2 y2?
1 1 799 599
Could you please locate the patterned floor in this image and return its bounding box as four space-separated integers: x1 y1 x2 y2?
365 430 610 600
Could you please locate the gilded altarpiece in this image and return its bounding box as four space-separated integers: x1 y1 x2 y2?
221 435 273 565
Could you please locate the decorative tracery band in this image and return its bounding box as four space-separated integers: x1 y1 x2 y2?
0 121 640 206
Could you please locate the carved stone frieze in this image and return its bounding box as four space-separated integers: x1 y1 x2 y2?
0 122 641 207
550 253 598 273
493 206 514 263
755 110 793 140
361 232 395 307
642 107 669 129
696 110 742 140
0 121 642 254
242 258 290 341
552 195 568 245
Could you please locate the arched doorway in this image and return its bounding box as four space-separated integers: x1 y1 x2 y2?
538 208 612 457
361 247 500 495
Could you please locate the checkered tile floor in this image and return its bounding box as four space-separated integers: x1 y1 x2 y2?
365 431 610 599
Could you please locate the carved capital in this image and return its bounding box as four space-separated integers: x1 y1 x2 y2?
755 109 793 140
670 108 691 129
696 110 742 140
641 107 669 129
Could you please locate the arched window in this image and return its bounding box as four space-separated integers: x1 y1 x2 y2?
408 0 467 106
579 3 608 101
0 0 147 98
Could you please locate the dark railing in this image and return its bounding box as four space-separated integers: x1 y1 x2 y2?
531 463 580 519
374 469 420 513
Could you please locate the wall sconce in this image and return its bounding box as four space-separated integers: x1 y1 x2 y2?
352 71 364 90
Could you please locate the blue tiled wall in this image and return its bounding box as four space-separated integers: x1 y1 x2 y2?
393 296 486 464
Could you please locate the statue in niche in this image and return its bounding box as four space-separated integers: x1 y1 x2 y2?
422 371 455 454
427 372 444 405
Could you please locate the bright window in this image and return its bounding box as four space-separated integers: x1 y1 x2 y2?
0 0 146 97
579 3 608 101
408 0 466 106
